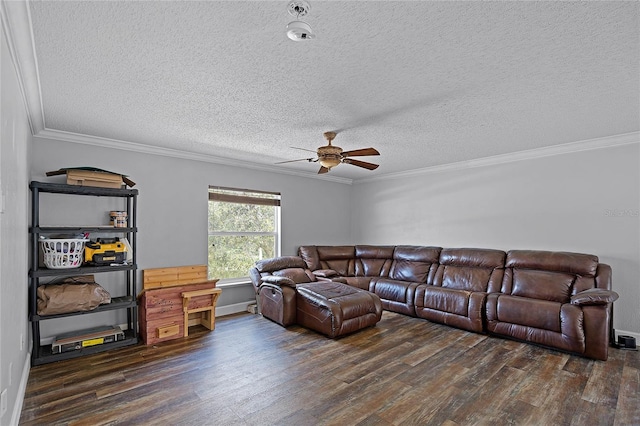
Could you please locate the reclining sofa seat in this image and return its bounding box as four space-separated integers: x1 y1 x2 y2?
415 248 506 333
249 256 315 326
370 245 441 316
298 245 361 286
486 250 616 361
249 255 383 336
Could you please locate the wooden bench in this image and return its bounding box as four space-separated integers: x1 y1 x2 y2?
181 287 221 336
138 265 220 345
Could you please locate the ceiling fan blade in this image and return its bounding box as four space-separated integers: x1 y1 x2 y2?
275 157 314 164
343 159 379 170
341 147 380 157
290 146 317 153
318 166 330 174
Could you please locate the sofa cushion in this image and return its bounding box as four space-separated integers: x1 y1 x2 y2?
388 246 441 283
439 248 506 269
433 248 506 293
298 246 320 271
273 268 315 284
299 245 356 273
318 245 355 260
494 295 563 332
255 256 307 273
506 250 599 277
317 246 356 276
260 275 296 287
373 279 412 304
440 266 493 292
420 286 471 317
486 293 586 355
370 278 419 317
415 287 486 332
355 245 395 259
511 269 574 303
312 269 338 278
355 245 394 277
389 260 430 283
342 276 374 291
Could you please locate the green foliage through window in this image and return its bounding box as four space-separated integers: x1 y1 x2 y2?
208 187 280 281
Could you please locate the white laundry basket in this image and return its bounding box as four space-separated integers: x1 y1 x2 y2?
40 238 88 269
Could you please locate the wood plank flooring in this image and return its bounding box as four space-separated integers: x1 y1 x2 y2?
20 311 640 425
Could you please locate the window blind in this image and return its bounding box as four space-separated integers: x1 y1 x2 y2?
208 186 281 206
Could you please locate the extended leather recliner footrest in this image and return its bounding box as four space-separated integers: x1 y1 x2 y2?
296 281 382 338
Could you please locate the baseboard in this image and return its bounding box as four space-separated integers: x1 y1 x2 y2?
10 351 30 426
216 301 256 317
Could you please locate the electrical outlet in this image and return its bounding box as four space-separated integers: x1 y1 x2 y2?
8 363 12 386
1 389 7 418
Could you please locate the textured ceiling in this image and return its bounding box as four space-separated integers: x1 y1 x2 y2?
25 1 640 179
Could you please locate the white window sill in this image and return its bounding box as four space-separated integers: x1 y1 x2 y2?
216 279 252 288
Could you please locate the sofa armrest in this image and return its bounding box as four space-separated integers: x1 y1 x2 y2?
257 283 297 327
260 275 296 288
570 288 619 306
312 269 339 278
249 267 262 291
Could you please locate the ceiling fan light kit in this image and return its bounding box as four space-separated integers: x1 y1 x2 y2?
318 156 341 169
286 0 315 41
276 131 380 174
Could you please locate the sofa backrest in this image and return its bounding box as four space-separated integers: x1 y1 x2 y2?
299 245 356 276
249 256 315 292
254 256 308 273
500 250 600 303
432 248 506 292
354 245 395 277
389 246 441 283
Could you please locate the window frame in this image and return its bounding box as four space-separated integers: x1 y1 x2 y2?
207 186 281 284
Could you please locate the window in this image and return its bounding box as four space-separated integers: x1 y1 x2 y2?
208 186 281 282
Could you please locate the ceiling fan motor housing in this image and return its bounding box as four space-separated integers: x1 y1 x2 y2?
318 145 343 168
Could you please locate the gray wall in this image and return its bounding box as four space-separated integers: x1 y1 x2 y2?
1 28 31 425
351 142 640 337
30 137 353 339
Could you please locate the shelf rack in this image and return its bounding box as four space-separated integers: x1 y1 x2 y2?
29 181 139 365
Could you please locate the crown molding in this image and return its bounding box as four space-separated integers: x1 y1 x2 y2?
35 128 354 185
353 131 640 184
1 0 44 134
36 128 638 187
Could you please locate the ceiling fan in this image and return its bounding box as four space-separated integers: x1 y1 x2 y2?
277 131 380 174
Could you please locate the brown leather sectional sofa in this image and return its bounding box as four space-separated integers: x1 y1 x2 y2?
250 245 618 360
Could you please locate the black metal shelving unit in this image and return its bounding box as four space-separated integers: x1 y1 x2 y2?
29 181 139 365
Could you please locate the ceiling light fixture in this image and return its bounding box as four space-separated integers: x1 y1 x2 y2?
318 156 341 169
286 0 315 41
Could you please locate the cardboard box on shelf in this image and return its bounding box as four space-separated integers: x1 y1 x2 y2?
66 169 123 188
46 167 136 188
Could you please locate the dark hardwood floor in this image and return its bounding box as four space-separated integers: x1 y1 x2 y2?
20 311 640 425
